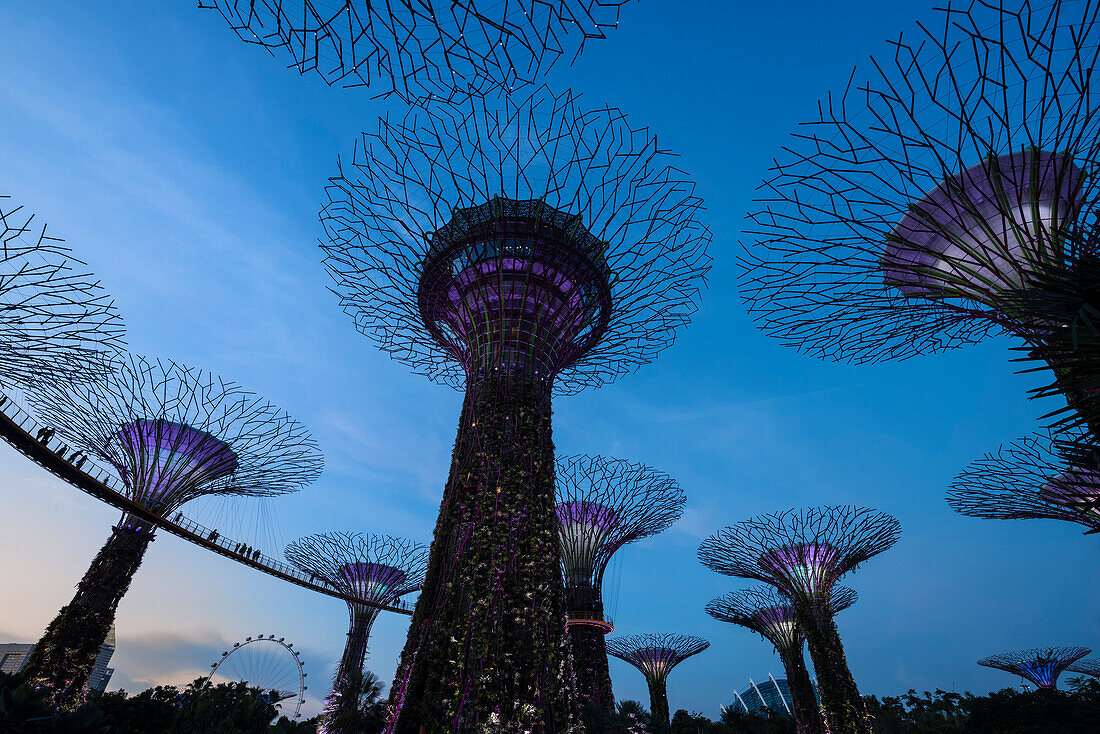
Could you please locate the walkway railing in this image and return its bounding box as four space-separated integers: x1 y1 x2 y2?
0 391 412 616
565 609 614 633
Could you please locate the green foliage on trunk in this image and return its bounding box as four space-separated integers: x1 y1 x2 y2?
647 677 672 734
389 376 580 732
570 624 614 710
800 613 872 734
779 646 825 734
22 525 151 710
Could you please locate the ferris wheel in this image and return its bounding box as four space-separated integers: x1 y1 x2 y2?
207 635 308 719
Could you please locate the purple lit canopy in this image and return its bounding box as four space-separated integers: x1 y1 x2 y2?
114 420 238 513
339 562 409 604
320 85 711 395
759 542 841 599
26 354 323 518
698 506 901 612
948 429 1100 531
978 646 1091 690
882 150 1084 304
557 500 620 530
706 585 859 654
285 532 427 615
606 633 710 683
555 455 685 617
418 198 613 381
738 2 1100 364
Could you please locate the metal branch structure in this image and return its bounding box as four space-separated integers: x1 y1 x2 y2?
320 85 710 733
978 647 1091 691
21 354 323 709
285 532 427 731
737 1 1100 422
200 0 632 99
706 585 858 734
948 429 1100 532
556 454 685 710
1068 657 1100 678
698 507 900 734
0 196 125 388
605 633 708 734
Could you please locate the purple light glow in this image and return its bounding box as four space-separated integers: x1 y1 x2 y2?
340 562 408 603
980 647 1090 690
760 543 840 598
558 501 618 591
557 501 619 529
633 647 677 679
1040 470 1100 516
418 199 613 379
750 605 801 649
882 149 1084 302
1021 660 1063 689
443 256 588 336
114 419 238 511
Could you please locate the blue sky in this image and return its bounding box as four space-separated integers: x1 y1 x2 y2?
2 0 1098 720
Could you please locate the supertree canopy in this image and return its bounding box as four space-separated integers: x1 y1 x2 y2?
555 454 685 710
948 429 1100 532
698 506 900 734
1068 657 1100 678
200 0 632 99
285 532 427 732
21 354 323 709
320 85 710 733
605 633 708 734
737 1 1100 416
0 196 125 388
706 585 858 734
978 647 1091 690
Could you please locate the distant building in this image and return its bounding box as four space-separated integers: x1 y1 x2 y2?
2 625 115 692
731 674 813 716
0 643 34 674
87 625 116 692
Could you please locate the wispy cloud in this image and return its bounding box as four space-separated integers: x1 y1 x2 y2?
108 630 334 719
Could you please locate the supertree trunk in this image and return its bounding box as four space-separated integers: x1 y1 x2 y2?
388 374 579 732
23 523 152 709
801 613 871 734
646 677 671 734
779 646 826 734
569 624 614 710
325 608 378 731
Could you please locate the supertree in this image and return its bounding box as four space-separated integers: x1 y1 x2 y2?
20 354 323 709
604 633 708 734
948 428 1100 532
200 0 632 99
736 0 1100 431
320 85 710 732
555 454 685 710
284 532 427 732
0 196 125 387
698 507 901 734
706 585 858 734
978 647 1091 691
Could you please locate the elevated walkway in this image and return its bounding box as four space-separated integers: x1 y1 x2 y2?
0 391 411 616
